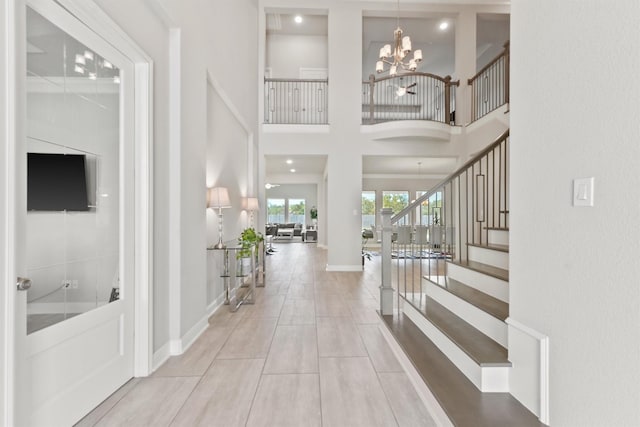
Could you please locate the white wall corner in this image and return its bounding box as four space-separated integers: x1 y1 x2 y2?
206 292 226 318
506 317 550 425
170 315 208 356
151 341 171 373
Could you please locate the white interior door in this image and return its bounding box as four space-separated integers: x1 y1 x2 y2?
13 1 137 425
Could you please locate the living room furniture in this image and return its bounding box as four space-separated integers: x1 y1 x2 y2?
302 228 317 242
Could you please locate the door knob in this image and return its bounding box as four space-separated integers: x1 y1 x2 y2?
16 277 32 291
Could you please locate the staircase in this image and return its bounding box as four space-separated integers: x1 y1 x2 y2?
378 130 544 425
406 227 510 392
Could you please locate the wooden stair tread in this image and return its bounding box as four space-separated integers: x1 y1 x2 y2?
449 259 509 282
381 313 545 427
423 296 509 366
435 278 509 321
467 242 509 253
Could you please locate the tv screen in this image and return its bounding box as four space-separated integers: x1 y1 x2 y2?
27 153 89 211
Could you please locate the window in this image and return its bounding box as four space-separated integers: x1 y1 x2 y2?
267 198 285 223
382 191 409 225
288 198 305 225
362 191 376 229
415 191 443 225
266 198 306 225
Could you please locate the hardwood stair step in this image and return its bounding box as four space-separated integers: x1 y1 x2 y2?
467 242 509 253
380 313 545 427
437 278 509 321
449 259 509 282
422 296 508 366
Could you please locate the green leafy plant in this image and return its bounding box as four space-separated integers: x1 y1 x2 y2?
237 227 263 258
310 206 318 220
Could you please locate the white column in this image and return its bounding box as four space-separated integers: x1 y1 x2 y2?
454 10 477 125
380 208 394 315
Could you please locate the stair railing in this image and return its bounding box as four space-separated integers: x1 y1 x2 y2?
380 130 510 315
264 78 329 124
468 41 510 122
362 73 459 125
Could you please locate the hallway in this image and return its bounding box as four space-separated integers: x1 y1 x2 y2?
76 243 438 426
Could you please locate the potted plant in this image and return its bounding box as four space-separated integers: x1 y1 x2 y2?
362 228 373 265
310 206 318 227
237 227 263 274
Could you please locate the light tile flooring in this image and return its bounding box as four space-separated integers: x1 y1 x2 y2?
77 243 437 427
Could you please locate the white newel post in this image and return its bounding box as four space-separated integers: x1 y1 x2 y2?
380 208 394 315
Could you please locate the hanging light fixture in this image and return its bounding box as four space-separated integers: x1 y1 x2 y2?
375 0 423 76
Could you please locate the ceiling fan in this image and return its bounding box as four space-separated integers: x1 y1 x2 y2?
396 82 417 97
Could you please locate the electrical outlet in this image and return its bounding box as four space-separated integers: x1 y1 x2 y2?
71 280 78 289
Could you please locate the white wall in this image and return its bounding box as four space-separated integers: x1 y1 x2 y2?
510 0 640 424
94 0 172 352
266 34 327 78
0 0 10 420
95 0 259 352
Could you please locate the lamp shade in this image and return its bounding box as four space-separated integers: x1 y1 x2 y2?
208 187 231 209
244 197 259 211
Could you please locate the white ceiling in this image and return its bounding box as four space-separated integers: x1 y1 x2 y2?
264 154 459 181
265 155 328 175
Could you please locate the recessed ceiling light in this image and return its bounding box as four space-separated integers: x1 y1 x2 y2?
294 15 303 24
286 159 293 164
290 169 296 173
439 21 449 30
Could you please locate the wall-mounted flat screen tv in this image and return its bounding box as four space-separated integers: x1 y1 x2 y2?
27 153 89 211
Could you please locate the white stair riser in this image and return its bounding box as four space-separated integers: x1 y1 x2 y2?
404 302 509 392
447 262 509 303
488 229 509 246
468 246 509 270
426 281 507 347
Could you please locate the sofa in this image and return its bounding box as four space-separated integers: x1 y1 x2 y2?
270 223 303 239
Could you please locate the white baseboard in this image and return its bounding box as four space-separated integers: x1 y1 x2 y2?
152 341 171 372
169 315 209 356
378 323 454 427
506 317 550 425
207 292 226 318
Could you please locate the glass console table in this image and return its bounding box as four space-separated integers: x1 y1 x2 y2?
207 239 265 312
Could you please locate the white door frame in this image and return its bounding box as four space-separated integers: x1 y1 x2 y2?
1 0 153 423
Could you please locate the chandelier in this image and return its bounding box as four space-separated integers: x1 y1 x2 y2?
375 0 422 76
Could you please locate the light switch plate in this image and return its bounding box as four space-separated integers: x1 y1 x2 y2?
573 177 594 207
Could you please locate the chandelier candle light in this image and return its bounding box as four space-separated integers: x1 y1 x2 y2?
375 0 422 76
208 187 231 249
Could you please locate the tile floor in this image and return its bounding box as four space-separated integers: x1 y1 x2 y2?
76 243 437 427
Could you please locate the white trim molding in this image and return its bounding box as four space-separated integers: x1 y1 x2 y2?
325 264 363 272
506 317 550 425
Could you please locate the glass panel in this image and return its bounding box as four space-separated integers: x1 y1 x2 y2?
382 191 409 225
362 191 376 229
288 198 305 225
267 198 285 224
25 7 121 334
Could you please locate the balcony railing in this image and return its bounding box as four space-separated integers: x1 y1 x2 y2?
379 130 509 315
468 41 510 122
264 78 328 125
362 73 458 125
